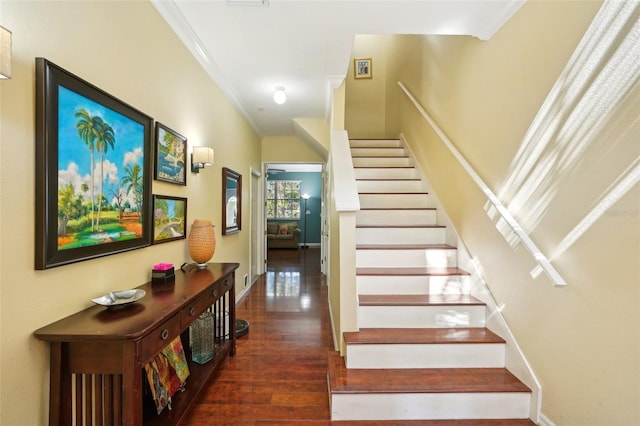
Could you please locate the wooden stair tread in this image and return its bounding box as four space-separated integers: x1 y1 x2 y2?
344 328 505 345
328 352 530 394
359 294 483 306
356 244 456 250
356 267 470 276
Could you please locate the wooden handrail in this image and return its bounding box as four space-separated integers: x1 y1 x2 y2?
398 81 566 287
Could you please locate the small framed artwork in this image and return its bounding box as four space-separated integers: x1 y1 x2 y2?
354 58 372 79
154 123 187 185
35 58 153 269
152 195 187 244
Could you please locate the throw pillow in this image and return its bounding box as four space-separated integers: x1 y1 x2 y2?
286 222 298 233
278 225 288 235
267 222 278 234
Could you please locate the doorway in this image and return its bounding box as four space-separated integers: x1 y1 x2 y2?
264 163 325 269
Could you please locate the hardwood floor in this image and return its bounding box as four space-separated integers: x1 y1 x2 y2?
181 248 535 426
182 248 334 425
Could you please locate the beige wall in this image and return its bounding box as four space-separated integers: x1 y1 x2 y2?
261 135 326 165
351 1 639 424
345 35 392 139
0 1 260 424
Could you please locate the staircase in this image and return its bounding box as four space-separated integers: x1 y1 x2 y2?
327 139 534 422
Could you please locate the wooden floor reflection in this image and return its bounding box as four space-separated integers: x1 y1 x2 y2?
182 248 335 425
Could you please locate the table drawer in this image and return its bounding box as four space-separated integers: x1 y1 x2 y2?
220 273 234 294
139 313 182 364
181 282 220 329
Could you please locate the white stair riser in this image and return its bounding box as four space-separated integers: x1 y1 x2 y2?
350 139 401 148
359 193 430 209
356 249 457 268
356 227 445 245
358 305 486 328
357 180 425 193
330 392 530 421
354 168 420 180
356 209 437 226
356 275 471 295
351 147 407 157
352 157 413 167
346 343 505 369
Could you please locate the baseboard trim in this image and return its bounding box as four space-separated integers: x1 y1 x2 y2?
299 243 321 248
538 413 556 426
236 278 256 305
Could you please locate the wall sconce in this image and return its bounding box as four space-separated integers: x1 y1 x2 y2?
273 86 286 105
0 25 12 80
191 146 214 173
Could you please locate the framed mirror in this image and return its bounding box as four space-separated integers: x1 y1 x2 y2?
222 167 242 235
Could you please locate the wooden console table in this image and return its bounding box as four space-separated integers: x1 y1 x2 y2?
35 262 238 426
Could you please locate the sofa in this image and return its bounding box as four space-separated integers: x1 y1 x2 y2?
266 221 300 249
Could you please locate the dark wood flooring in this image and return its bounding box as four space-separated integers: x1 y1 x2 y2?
181 248 534 426
182 248 334 425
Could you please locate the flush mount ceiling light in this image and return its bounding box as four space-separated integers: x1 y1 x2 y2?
273 86 286 105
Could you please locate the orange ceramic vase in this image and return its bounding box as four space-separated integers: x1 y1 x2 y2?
188 219 216 268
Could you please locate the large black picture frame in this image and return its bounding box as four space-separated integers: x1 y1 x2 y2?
222 167 242 235
35 58 153 269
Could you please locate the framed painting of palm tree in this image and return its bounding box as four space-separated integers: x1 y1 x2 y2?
154 123 187 185
35 58 153 269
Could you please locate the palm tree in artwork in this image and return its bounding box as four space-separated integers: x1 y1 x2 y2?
121 163 143 222
75 108 100 232
93 117 115 230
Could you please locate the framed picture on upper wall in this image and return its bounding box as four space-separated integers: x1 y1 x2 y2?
152 195 187 244
34 58 153 269
354 58 372 79
154 122 187 185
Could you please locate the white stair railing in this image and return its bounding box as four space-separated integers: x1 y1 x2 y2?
398 81 566 287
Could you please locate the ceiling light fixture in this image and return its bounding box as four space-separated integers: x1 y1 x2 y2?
273 86 286 105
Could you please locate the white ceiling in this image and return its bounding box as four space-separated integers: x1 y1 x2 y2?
152 0 525 138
